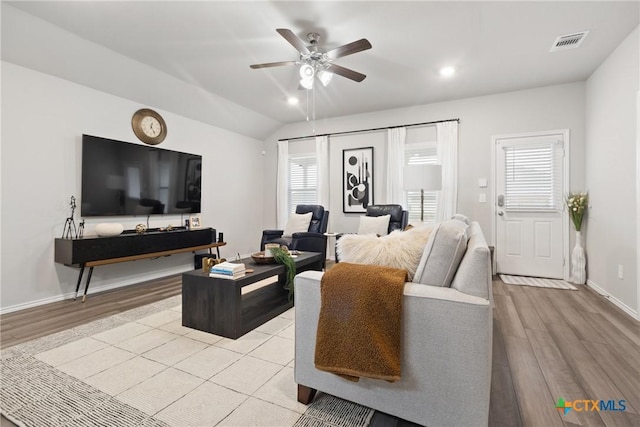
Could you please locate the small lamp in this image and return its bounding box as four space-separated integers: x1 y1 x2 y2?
403 164 442 221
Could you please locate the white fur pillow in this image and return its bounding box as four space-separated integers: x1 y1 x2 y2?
336 224 434 280
282 212 312 237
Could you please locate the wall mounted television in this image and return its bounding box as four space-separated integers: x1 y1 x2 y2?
81 134 202 217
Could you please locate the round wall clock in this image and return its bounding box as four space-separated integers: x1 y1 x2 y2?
131 108 167 145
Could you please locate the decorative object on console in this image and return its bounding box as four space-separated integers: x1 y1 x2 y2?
343 147 374 213
62 196 79 239
251 251 276 264
94 223 124 237
218 232 224 242
135 224 147 234
403 164 442 222
189 214 202 229
271 246 296 300
264 243 280 258
566 192 588 284
131 108 167 145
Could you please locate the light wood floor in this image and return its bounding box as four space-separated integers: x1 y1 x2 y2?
1 275 639 426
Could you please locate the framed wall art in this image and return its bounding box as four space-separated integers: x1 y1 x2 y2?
343 147 374 213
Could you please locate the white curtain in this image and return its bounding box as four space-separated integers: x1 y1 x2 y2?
436 120 458 220
276 140 289 229
315 135 330 208
386 127 406 204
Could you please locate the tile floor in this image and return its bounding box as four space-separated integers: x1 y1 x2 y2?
33 304 304 426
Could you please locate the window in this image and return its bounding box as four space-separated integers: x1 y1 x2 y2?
504 141 562 211
404 142 438 222
288 154 317 214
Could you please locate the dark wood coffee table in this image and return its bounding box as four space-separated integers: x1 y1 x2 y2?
182 251 323 339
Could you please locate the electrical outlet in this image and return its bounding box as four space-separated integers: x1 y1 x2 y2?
618 264 624 279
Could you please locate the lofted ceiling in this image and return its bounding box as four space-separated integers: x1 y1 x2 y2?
3 1 639 139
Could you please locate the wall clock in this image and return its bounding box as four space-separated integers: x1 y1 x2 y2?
131 108 167 145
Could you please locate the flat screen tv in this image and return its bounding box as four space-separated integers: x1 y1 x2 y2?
81 134 202 217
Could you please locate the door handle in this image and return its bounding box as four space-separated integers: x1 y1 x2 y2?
498 211 504 216
497 195 504 207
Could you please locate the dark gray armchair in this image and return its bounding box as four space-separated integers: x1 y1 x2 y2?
261 205 329 266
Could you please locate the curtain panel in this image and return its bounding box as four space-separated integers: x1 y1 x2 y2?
276 140 289 229
386 127 406 204
436 120 458 220
315 135 330 209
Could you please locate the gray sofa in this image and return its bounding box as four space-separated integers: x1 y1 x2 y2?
294 221 493 426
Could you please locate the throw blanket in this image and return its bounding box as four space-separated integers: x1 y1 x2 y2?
314 262 407 382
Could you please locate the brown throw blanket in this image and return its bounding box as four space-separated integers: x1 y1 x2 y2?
314 262 407 382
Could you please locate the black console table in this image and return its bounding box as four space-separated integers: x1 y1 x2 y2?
55 227 223 302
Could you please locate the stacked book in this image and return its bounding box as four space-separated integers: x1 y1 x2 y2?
209 261 246 279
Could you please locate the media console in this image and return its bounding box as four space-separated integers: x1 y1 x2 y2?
55 228 224 302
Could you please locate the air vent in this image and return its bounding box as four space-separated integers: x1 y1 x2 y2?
550 31 589 52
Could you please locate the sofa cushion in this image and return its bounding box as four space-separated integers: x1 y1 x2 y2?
358 214 391 236
337 224 434 280
283 212 312 237
451 213 470 225
413 219 469 287
451 222 491 299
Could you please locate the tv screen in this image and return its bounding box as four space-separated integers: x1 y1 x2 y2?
81 135 202 217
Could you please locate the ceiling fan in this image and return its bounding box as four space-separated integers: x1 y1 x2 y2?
250 29 372 89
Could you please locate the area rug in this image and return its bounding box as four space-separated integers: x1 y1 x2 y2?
500 274 578 290
1 295 373 427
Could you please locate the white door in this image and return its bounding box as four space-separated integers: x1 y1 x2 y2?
494 131 567 279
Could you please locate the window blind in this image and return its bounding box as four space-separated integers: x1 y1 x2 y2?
404 143 438 222
504 142 562 211
288 154 317 214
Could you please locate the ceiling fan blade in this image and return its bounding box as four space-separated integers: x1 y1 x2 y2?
250 61 297 69
327 38 372 59
326 64 367 82
276 28 310 54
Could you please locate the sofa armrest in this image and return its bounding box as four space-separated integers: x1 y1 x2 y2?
294 270 492 426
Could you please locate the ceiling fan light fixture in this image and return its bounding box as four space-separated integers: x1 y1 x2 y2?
299 63 315 79
318 69 334 87
300 77 314 90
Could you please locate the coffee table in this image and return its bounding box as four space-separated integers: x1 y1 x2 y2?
182 251 323 339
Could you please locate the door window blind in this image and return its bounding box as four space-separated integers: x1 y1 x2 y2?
504 141 562 211
288 154 317 214
404 143 438 222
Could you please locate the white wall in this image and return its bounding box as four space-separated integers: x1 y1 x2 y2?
1 62 264 312
585 26 639 316
263 82 586 244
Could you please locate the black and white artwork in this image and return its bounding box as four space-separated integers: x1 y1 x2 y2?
343 147 374 213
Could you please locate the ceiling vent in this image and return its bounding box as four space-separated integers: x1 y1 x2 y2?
550 31 589 52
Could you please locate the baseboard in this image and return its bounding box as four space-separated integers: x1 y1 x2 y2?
0 267 191 315
586 279 639 321
1 252 256 315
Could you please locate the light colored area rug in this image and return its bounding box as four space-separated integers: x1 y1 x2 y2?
0 296 373 427
500 274 578 290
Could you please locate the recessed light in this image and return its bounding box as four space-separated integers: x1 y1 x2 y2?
439 66 455 78
287 97 299 105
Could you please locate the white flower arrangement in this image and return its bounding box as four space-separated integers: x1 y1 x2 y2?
566 192 588 231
